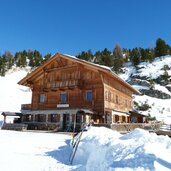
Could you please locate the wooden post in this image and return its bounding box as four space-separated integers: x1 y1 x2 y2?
32 114 35 122
46 114 48 123
81 114 84 123
73 112 77 132
4 115 6 123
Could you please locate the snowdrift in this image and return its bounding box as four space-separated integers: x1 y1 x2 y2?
72 126 171 171
0 126 171 171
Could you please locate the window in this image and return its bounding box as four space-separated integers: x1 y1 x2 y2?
60 92 68 102
40 94 45 103
86 90 93 101
37 114 46 122
51 114 60 122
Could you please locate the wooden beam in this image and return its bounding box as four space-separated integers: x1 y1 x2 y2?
46 64 78 72
56 58 62 67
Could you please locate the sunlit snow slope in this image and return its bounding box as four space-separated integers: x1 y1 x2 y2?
0 68 31 118
119 55 171 124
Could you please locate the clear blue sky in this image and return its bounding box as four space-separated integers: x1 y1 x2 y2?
0 0 171 56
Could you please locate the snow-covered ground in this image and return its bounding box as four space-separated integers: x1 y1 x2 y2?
134 95 171 124
0 127 171 171
119 55 171 124
120 55 171 81
134 56 171 79
0 130 73 171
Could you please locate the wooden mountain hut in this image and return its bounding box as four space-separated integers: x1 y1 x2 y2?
18 53 140 131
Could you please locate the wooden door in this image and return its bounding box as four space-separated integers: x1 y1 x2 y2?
63 114 70 130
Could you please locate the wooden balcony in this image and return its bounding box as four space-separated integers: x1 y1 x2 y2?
21 104 31 110
45 79 83 90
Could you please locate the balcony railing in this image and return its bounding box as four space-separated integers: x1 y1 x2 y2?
45 79 83 89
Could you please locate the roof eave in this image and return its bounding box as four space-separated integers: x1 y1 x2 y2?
18 53 140 94
18 53 60 87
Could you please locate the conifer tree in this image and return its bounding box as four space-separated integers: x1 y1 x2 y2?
122 48 129 62
77 50 93 61
130 48 141 66
33 50 42 67
21 50 27 67
14 52 22 67
98 48 113 67
140 48 147 62
0 56 6 76
3 51 14 69
146 48 155 62
0 56 2 75
155 38 169 57
94 51 101 64
43 53 51 63
113 44 124 73
28 50 34 67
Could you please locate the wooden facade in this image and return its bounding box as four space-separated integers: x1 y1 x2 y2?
18 53 139 131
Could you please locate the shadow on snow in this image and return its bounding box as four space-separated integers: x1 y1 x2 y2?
45 139 72 165
45 139 84 170
44 138 171 170
110 152 171 170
